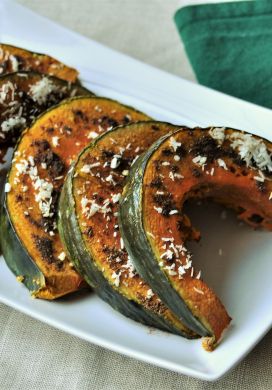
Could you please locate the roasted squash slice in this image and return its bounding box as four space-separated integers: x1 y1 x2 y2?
119 127 272 350
0 44 78 82
1 96 150 299
0 71 92 147
59 121 197 337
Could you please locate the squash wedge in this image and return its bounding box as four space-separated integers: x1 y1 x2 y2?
119 127 272 350
1 96 150 299
0 71 92 147
0 44 78 82
58 121 197 337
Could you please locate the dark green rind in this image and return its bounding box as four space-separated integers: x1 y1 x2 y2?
0 192 45 294
118 132 211 338
58 125 197 338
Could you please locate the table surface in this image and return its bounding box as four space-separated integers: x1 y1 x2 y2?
1 1 272 389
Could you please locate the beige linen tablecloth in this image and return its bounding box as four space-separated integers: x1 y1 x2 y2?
1 1 271 388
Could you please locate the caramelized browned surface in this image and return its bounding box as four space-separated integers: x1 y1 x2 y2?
0 44 78 82
73 122 195 335
7 97 149 299
142 127 272 345
0 72 90 145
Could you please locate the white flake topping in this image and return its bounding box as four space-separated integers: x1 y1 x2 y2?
29 77 57 105
253 170 265 182
169 209 178 215
112 271 121 287
209 127 225 144
217 158 228 170
58 252 66 261
110 155 121 169
169 137 181 152
4 183 11 192
111 193 121 203
1 116 26 133
52 136 59 147
146 289 154 299
154 206 162 214
229 132 272 172
15 156 54 218
192 155 207 167
9 55 19 71
87 131 99 139
80 162 100 173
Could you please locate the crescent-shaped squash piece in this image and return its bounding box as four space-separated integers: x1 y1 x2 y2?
59 121 198 338
0 44 79 82
119 127 272 350
1 96 150 299
0 71 93 147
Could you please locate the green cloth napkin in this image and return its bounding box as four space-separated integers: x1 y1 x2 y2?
174 0 272 108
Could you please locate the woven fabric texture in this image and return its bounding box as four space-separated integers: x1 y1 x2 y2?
1 1 271 389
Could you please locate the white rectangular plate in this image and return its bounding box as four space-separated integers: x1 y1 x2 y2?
1 0 272 381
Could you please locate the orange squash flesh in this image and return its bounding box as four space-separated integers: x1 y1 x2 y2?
134 127 272 349
0 44 78 82
70 122 196 337
6 97 150 299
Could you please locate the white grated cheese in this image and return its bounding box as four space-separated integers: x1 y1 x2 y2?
112 271 121 287
110 155 121 169
29 77 57 105
169 136 181 152
58 252 66 261
164 264 177 276
120 237 124 250
154 206 162 214
122 255 136 278
253 170 265 182
193 287 204 295
105 174 116 185
209 127 225 144
217 158 228 170
229 132 272 172
4 183 11 192
1 116 26 133
146 289 154 299
9 55 19 71
80 162 100 173
52 136 59 147
178 265 186 278
161 249 173 260
87 131 99 139
111 193 121 203
0 81 15 104
192 155 207 167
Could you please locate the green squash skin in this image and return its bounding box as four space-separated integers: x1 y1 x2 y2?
0 192 45 294
58 126 197 338
118 134 211 338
